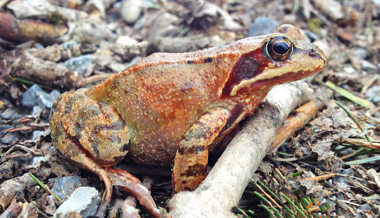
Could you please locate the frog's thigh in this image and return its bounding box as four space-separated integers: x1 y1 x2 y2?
51 115 114 206
172 108 230 192
53 92 130 167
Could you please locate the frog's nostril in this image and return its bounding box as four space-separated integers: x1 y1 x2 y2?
308 49 317 57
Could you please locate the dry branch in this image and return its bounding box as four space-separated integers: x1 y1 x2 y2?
269 88 331 154
169 80 314 217
11 53 79 89
0 173 36 212
0 11 67 44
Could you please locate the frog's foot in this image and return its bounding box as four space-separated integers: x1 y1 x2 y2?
172 108 230 192
107 168 161 218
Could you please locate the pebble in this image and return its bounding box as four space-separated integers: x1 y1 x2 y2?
352 48 371 59
361 60 377 70
121 0 142 25
372 0 380 7
36 90 59 109
343 66 356 74
1 133 17 144
1 108 16 120
32 106 43 115
53 187 100 218
31 156 45 165
305 30 320 41
60 42 76 48
21 84 44 108
51 176 86 201
21 84 61 110
116 36 138 47
359 203 372 210
134 16 146 30
0 124 11 132
60 54 92 75
32 130 45 141
364 85 380 104
11 114 24 125
247 17 277 37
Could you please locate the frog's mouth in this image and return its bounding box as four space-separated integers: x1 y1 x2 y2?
249 67 324 93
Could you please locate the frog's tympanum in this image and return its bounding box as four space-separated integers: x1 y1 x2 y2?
50 25 326 217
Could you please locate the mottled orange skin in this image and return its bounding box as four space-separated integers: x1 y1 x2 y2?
86 49 254 166
50 24 326 216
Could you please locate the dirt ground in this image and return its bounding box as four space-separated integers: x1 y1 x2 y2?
1 0 380 217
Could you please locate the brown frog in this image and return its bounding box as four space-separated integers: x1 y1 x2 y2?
50 24 326 217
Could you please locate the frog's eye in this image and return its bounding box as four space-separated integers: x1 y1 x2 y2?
265 36 293 61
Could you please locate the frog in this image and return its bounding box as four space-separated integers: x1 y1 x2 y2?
49 24 326 217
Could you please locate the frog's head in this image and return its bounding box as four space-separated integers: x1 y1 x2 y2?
222 24 327 97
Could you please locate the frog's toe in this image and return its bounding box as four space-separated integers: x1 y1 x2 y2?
107 168 161 218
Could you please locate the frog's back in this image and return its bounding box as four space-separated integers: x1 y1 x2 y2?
84 41 257 165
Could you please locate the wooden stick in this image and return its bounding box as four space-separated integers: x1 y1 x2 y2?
169 80 313 217
269 88 330 154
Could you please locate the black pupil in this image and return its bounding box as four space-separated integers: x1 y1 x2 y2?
273 42 289 54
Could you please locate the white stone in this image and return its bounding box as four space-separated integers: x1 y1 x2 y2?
53 187 101 218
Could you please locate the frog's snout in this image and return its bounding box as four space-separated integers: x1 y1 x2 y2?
312 44 327 63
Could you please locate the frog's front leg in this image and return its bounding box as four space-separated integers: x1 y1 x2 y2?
50 92 160 217
172 108 230 192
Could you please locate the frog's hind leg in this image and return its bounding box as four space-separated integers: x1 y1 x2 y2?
172 108 230 192
50 92 157 216
50 114 114 217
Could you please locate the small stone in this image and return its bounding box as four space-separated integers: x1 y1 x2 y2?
372 0 380 7
361 60 377 70
364 85 380 104
21 84 43 108
1 133 17 144
305 30 320 41
60 54 92 75
0 124 11 132
50 90 61 100
248 17 277 37
31 156 45 165
116 36 138 47
35 89 61 109
32 130 45 141
60 42 76 48
343 66 356 74
11 114 23 125
128 57 140 67
358 203 372 211
53 187 100 218
32 106 43 115
1 108 16 120
51 176 86 201
133 16 146 30
352 48 371 59
36 91 53 109
121 0 142 25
